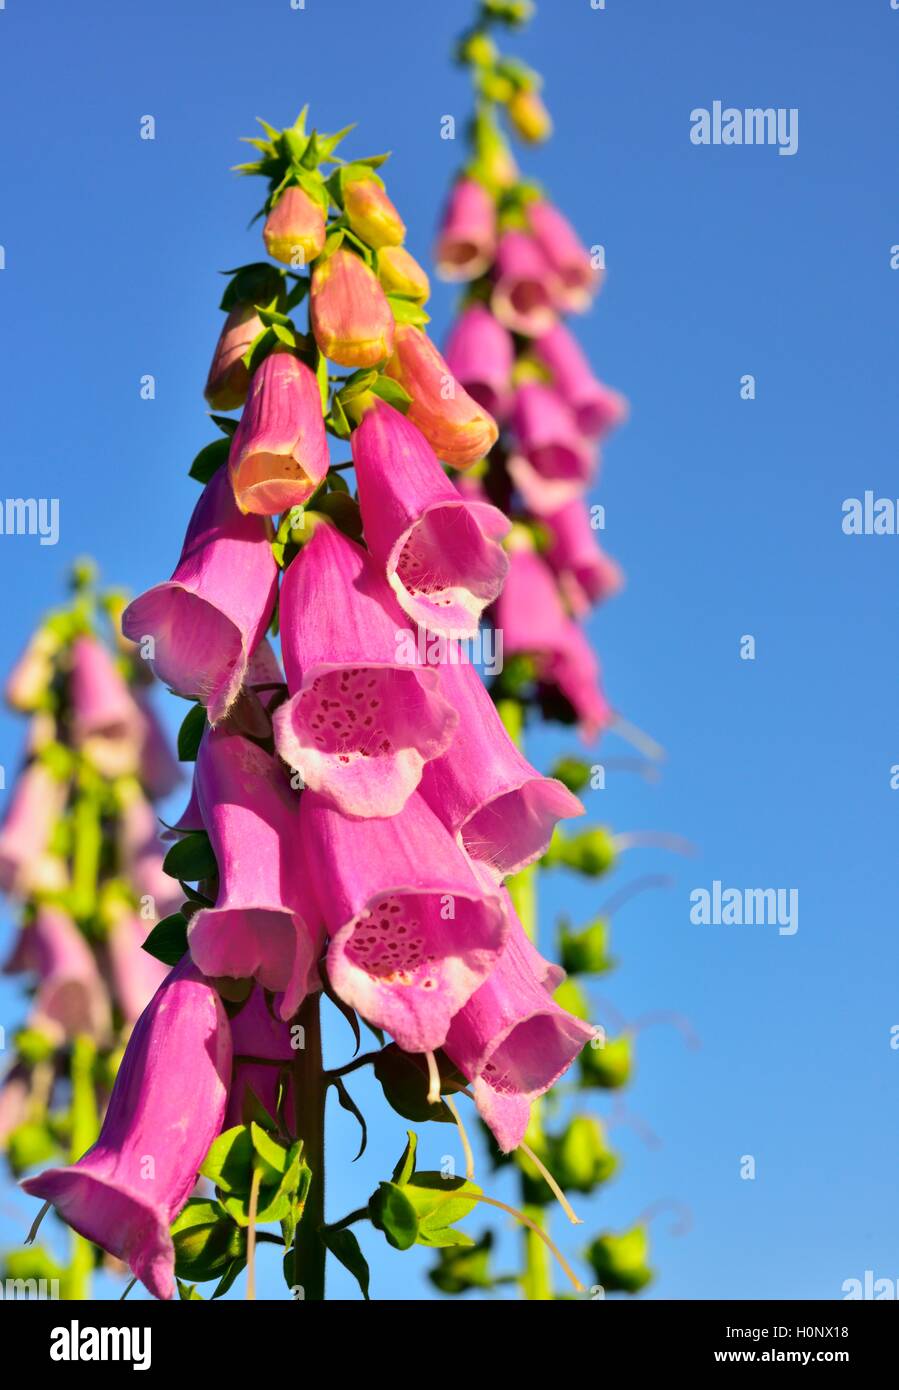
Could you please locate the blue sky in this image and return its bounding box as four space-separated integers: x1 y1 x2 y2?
0 0 896 1300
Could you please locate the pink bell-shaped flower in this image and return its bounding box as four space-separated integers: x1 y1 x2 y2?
122 467 278 725
227 352 329 517
272 525 458 817
420 655 583 880
490 231 558 337
535 321 628 438
23 957 231 1300
5 906 112 1043
352 399 509 639
384 324 499 469
444 909 594 1152
187 727 324 1021
544 500 624 616
301 787 508 1054
526 199 602 313
434 177 497 281
0 760 68 897
443 304 515 422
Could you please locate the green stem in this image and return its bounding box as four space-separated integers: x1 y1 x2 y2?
522 1202 553 1301
501 702 554 1301
291 993 326 1301
67 1035 98 1300
70 787 102 923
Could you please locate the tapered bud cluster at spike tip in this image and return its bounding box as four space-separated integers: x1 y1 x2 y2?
21 107 603 1302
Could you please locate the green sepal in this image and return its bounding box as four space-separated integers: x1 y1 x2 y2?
368 1181 419 1251
171 1198 246 1282
401 1173 481 1247
370 376 413 413
387 295 430 326
200 1125 255 1195
391 1130 418 1185
327 393 351 439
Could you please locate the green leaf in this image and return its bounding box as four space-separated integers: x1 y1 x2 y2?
370 376 413 413
141 912 188 967
387 295 431 327
177 703 207 761
209 414 240 437
368 1181 418 1252
189 437 230 484
320 1227 370 1299
391 1130 418 1186
162 830 217 883
219 262 283 313
331 1077 367 1160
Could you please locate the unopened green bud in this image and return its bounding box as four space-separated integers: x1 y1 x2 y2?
580 1033 633 1090
7 1121 57 1176
587 1226 653 1294
559 917 612 975
553 1116 617 1193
